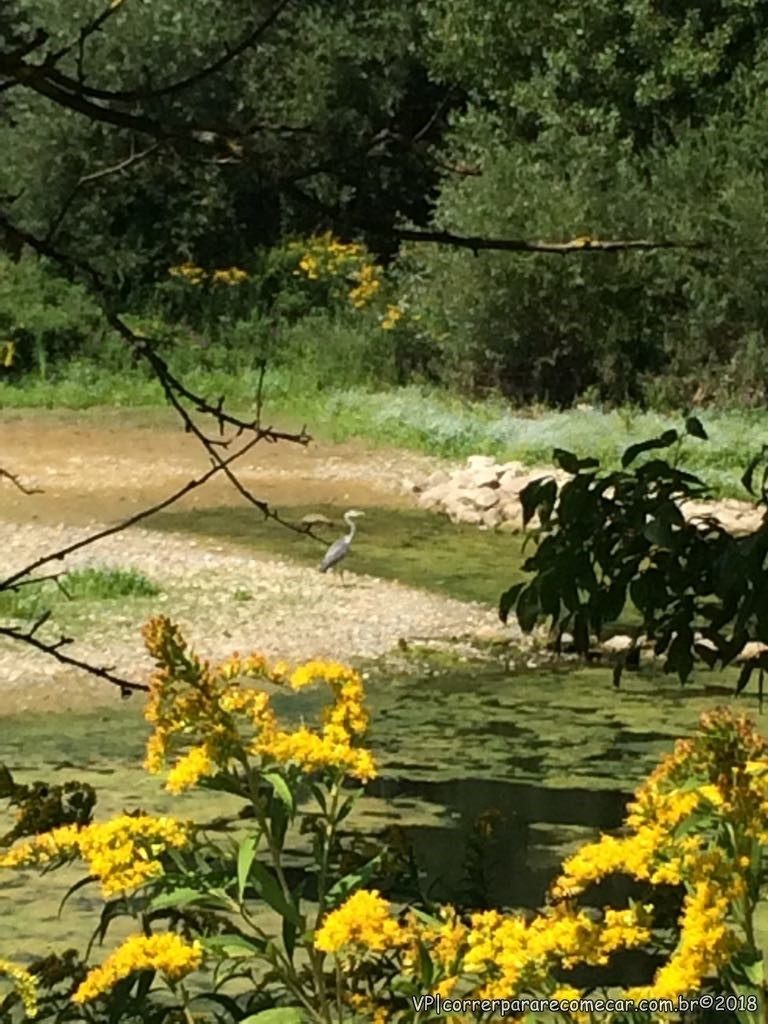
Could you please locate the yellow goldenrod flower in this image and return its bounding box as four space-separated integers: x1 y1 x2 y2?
72 933 203 1004
315 890 409 954
211 266 249 286
168 261 206 285
380 304 403 330
1 815 191 898
165 744 215 794
0 958 38 1019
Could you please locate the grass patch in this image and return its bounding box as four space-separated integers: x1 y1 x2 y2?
61 567 160 600
0 567 160 620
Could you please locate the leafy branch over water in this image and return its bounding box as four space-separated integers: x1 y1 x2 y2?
500 418 768 692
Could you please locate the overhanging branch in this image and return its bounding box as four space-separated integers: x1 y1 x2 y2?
394 228 710 255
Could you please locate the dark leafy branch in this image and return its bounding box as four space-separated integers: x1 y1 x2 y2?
499 419 768 695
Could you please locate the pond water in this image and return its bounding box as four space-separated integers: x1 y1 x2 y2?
0 658 756 965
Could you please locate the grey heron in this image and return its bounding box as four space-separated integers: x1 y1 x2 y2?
319 509 364 578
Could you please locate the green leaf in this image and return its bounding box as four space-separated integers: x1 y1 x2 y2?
237 834 258 902
149 887 211 912
621 429 678 468
685 416 708 440
516 584 541 632
519 476 557 528
0 764 14 799
327 852 385 905
248 860 301 925
263 772 295 814
552 448 580 474
499 581 524 623
58 873 96 917
201 933 267 957
643 518 674 547
741 447 768 497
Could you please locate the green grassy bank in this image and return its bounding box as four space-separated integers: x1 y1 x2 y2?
1 362 767 498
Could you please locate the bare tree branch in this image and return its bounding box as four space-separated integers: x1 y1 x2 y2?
0 466 42 495
0 616 148 694
44 0 295 103
46 140 162 241
0 433 260 591
394 228 711 255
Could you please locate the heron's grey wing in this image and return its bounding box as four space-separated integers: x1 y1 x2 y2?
319 537 349 572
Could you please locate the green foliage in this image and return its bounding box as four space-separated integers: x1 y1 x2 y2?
0 0 441 284
0 567 160 621
424 0 768 148
500 421 768 688
401 89 768 406
0 255 112 378
60 568 160 600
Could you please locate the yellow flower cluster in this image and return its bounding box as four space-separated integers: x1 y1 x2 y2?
348 263 381 309
291 231 382 309
72 932 203 1004
142 618 275 791
168 262 248 286
315 889 409 954
0 815 191 898
380 304 403 330
551 706 765 1001
142 617 376 790
311 708 768 1015
460 903 651 999
211 266 249 286
0 340 15 368
255 659 375 781
0 958 38 1019
316 889 651 1004
168 260 206 285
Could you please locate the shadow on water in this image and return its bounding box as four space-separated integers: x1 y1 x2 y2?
0 657 761 967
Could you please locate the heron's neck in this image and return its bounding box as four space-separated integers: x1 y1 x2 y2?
344 517 357 541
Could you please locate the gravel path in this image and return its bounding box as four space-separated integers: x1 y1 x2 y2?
1 519 506 712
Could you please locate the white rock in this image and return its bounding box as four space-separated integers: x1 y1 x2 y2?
600 635 635 655
458 487 500 511
498 470 525 494
466 455 497 470
453 506 484 526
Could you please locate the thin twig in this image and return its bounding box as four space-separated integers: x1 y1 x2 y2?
0 434 260 590
0 619 148 693
0 467 42 495
44 0 294 103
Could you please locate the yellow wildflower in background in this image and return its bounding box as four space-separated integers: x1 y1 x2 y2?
291 232 384 309
165 744 216 794
315 889 408 955
0 823 80 869
211 266 249 286
72 932 203 1004
380 304 403 330
289 658 360 691
0 958 38 1019
168 261 206 285
0 340 15 368
1 815 191 898
348 262 381 308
